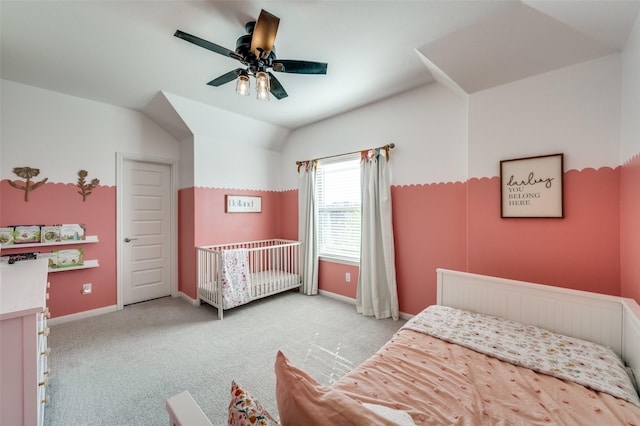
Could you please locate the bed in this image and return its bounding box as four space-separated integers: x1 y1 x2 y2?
196 239 302 320
167 268 640 425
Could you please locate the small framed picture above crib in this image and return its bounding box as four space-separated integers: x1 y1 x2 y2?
225 195 262 213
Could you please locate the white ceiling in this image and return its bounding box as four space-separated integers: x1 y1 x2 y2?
1 1 639 132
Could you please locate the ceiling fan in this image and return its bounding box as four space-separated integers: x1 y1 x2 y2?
174 9 328 100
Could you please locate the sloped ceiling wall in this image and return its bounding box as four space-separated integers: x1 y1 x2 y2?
145 2 640 143
416 3 639 95
143 91 290 150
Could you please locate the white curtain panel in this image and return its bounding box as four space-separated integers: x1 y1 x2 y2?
298 162 319 295
357 151 399 320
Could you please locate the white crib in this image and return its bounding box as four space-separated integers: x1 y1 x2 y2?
196 239 302 319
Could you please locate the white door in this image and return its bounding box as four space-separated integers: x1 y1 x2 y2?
122 160 172 305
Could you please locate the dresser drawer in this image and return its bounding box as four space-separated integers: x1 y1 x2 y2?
1 259 49 426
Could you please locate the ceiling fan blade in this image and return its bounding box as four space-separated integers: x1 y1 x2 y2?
272 60 328 75
174 30 243 61
207 68 243 87
250 10 280 59
268 72 288 99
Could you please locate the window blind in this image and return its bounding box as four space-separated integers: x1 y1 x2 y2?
316 155 361 261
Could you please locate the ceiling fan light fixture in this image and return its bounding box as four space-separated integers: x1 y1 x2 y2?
256 71 270 101
175 9 326 101
235 71 250 96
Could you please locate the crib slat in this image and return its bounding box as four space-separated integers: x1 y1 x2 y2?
196 239 301 319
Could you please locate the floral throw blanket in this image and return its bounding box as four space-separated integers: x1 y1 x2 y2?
403 305 640 407
221 249 251 309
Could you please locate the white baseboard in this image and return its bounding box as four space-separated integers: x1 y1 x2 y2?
177 291 200 306
48 294 198 326
318 290 413 320
47 292 410 326
48 305 118 326
399 311 414 321
319 289 356 305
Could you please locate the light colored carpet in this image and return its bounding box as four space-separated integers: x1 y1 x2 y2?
44 292 405 426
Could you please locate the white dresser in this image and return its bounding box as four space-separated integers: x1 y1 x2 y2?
1 258 50 426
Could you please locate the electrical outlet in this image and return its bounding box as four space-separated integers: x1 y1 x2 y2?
82 283 92 295
345 272 351 283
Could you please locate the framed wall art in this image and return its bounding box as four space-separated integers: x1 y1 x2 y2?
225 195 262 213
500 153 564 218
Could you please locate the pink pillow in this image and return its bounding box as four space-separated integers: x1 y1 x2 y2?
274 351 397 426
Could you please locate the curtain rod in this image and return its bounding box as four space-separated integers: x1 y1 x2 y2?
295 143 395 167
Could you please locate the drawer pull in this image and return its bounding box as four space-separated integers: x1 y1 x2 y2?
39 378 49 387
42 395 51 404
44 369 52 376
47 281 51 289
38 327 50 336
41 347 52 356
46 292 50 300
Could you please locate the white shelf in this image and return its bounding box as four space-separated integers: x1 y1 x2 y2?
1 235 99 250
48 259 99 273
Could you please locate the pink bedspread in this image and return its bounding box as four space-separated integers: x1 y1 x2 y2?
333 329 640 425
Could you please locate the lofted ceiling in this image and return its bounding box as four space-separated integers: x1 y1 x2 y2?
1 1 639 133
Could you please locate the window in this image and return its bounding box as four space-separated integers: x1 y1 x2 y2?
316 155 361 262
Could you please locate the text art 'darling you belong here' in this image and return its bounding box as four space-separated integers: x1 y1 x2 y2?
500 154 564 218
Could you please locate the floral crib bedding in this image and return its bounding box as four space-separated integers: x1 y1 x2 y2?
220 248 251 309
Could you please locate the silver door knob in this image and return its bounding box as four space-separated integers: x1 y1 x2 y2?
124 237 138 243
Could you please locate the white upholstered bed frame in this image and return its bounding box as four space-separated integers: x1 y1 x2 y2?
436 268 640 391
166 268 640 425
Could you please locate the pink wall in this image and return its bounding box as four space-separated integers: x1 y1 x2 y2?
1 180 116 318
193 188 282 246
283 165 629 316
467 167 621 295
4 162 626 319
391 183 468 312
318 261 359 298
178 187 287 299
178 188 196 299
297 182 468 314
621 154 640 302
279 190 298 241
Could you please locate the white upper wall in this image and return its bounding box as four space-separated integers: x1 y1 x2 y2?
282 49 625 188
621 12 640 163
468 53 621 179
162 91 289 191
1 80 180 186
161 92 291 152
179 136 195 189
280 83 469 190
194 135 281 191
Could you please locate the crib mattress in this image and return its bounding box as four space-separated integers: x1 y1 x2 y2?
250 270 301 287
198 271 301 289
